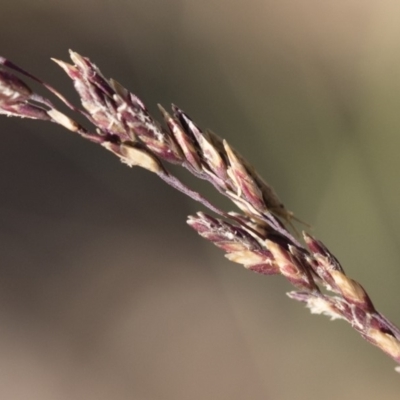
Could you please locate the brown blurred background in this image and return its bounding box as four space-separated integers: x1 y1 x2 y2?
1 0 400 398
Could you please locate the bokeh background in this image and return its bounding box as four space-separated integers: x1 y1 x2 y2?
1 0 400 398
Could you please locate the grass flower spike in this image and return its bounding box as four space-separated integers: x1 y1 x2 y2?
1 51 400 371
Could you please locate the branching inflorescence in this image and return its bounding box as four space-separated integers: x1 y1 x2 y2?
1 51 400 371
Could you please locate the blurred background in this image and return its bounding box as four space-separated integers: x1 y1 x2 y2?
1 0 400 398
